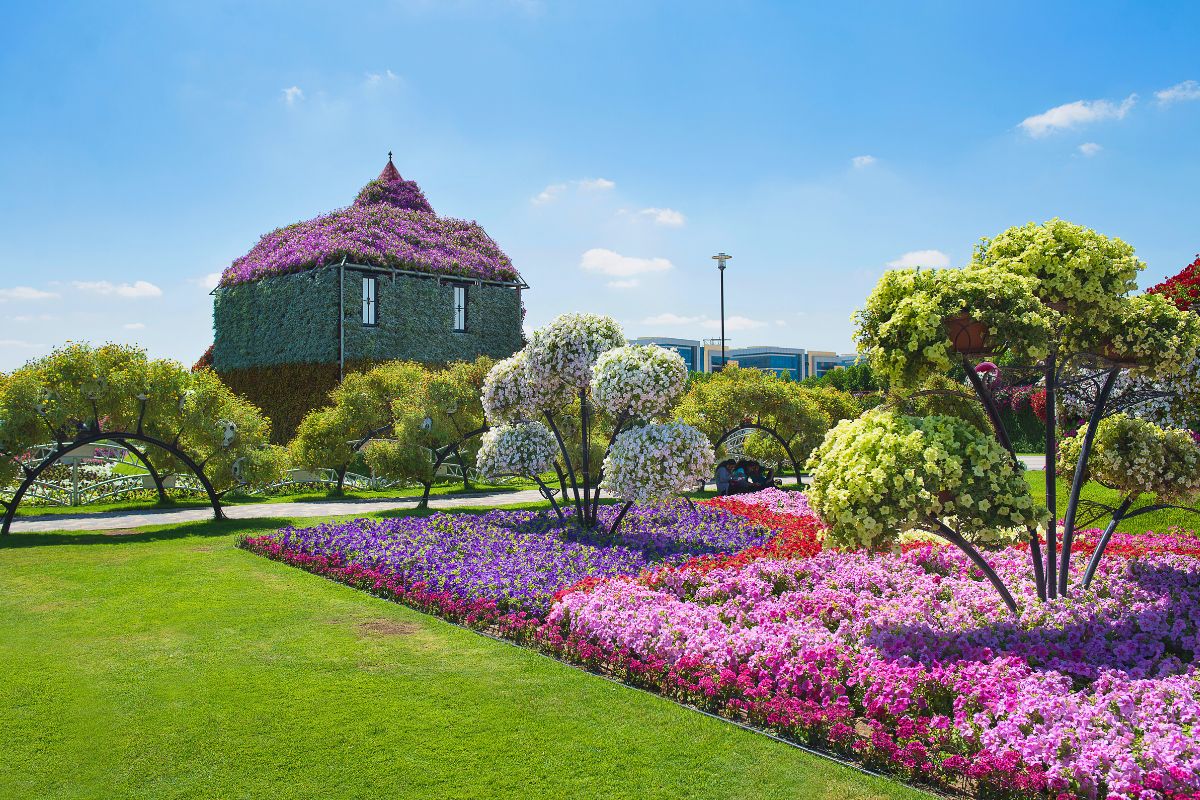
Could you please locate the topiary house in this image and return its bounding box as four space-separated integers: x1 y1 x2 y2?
210 156 527 441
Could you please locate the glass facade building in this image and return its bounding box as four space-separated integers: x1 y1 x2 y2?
632 337 857 380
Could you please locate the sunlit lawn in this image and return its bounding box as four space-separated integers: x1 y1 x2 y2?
0 506 922 800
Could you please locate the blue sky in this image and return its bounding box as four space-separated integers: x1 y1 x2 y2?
2 1 1199 371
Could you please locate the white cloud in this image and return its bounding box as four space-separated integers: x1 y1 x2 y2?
123 322 146 330
1078 142 1103 157
637 207 686 227
851 155 877 168
1155 80 1200 106
9 313 57 322
73 280 163 299
886 249 951 269
282 86 304 105
365 69 400 87
578 177 615 191
580 248 673 278
702 316 768 332
641 312 702 326
607 279 640 289
189 272 222 290
638 312 768 332
0 286 59 301
532 177 615 204
1019 95 1136 137
775 319 787 327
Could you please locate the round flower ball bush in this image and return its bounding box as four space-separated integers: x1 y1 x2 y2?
1057 414 1200 504
1104 293 1200 380
476 421 558 480
590 344 689 420
525 312 625 390
481 351 532 425
601 422 715 505
853 266 1052 389
806 410 1042 550
970 218 1144 313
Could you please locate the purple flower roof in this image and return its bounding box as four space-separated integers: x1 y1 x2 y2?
219 157 519 287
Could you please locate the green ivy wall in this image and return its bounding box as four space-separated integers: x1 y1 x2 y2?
211 265 524 440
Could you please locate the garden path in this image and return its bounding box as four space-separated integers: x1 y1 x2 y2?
7 488 547 533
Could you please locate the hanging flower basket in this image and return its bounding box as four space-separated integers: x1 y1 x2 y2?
943 314 993 355
1097 343 1144 368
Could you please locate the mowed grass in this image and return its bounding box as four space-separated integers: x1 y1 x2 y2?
0 509 923 800
1024 471 1200 534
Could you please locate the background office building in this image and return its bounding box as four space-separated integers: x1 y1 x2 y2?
632 337 858 380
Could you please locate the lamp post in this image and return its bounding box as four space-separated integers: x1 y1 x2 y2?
712 252 731 370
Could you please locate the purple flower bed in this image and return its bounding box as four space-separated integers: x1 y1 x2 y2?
264 503 768 613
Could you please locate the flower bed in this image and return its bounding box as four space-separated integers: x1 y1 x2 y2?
244 487 1200 799
246 502 769 614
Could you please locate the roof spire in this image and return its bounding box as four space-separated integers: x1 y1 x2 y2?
378 152 403 183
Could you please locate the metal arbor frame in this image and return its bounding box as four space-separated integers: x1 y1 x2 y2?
1 430 225 535
541 397 636 536
713 422 805 487
954 348 1196 609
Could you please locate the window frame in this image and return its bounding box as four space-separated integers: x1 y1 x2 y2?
452 283 468 333
361 275 379 327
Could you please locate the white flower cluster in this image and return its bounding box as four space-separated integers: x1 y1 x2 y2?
476 421 557 479
1057 413 1200 503
590 344 688 420
526 313 625 390
481 352 531 425
600 422 714 504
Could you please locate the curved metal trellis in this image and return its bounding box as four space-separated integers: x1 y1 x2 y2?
1 430 225 535
713 423 805 487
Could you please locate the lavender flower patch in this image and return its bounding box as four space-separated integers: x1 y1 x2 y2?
266 502 769 614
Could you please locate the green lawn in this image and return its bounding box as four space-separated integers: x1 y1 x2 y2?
1024 471 1200 533
0 508 922 800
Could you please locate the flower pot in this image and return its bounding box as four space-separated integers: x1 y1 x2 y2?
1098 344 1142 368
943 314 992 355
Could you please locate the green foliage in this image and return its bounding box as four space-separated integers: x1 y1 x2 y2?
807 410 1042 551
971 218 1143 313
854 267 1052 388
212 268 523 372
0 343 279 493
799 361 880 392
890 374 991 434
1056 414 1200 503
1106 293 1200 380
677 366 836 467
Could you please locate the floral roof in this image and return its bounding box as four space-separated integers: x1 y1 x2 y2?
219 159 519 287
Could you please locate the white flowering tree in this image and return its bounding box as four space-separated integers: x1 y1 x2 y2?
477 314 712 531
835 218 1200 609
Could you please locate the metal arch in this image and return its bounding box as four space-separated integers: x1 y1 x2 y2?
419 426 488 507
1 431 226 535
713 423 804 486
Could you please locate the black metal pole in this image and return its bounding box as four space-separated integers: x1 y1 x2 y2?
580 391 592 528
932 520 1019 615
719 263 726 365
1059 368 1119 595
1081 495 1134 590
1044 351 1058 599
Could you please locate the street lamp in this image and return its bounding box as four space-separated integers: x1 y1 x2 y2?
712 252 731 370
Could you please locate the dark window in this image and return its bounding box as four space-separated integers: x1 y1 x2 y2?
453 285 467 332
362 276 378 326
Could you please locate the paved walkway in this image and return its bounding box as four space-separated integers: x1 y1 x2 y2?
1019 454 1046 470
11 455 1048 534
8 488 548 534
